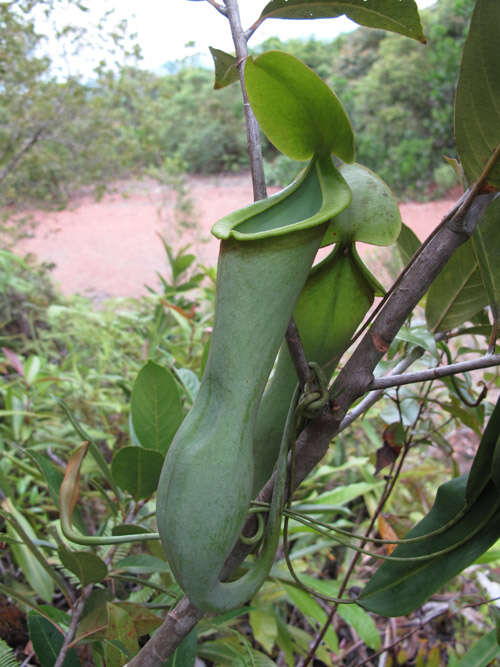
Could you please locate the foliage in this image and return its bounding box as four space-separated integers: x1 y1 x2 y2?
0 0 477 209
1 0 500 666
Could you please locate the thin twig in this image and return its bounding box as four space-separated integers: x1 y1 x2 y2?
205 0 227 16
338 345 425 433
54 584 93 667
298 438 412 667
223 0 266 201
245 15 265 41
285 318 314 388
368 353 500 391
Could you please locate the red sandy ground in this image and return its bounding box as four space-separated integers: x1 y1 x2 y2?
15 174 459 300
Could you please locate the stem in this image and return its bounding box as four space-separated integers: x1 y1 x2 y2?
368 353 500 391
298 441 411 667
338 345 425 433
54 584 93 667
223 0 266 201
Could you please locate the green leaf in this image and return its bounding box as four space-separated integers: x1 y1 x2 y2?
425 239 488 333
337 604 380 651
3 500 54 603
426 196 500 332
176 368 200 403
244 51 354 161
165 629 197 667
131 361 183 454
321 162 401 247
471 196 500 324
396 223 421 266
283 584 338 653
359 476 500 617
113 554 170 575
113 602 162 637
0 638 19 667
395 325 438 358
285 624 333 665
249 606 278 654
467 395 500 504
209 47 239 89
105 603 137 666
260 0 425 42
28 451 63 507
294 574 380 650
28 613 80 667
455 0 500 189
111 446 164 500
454 630 500 666
199 638 275 666
309 481 382 506
58 547 107 586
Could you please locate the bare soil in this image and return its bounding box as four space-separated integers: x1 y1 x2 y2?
15 174 460 300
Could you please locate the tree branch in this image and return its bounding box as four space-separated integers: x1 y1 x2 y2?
205 0 227 16
338 345 426 433
223 0 266 201
0 124 46 185
126 189 497 667
368 353 500 391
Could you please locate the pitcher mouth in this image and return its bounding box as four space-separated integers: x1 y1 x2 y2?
211 155 351 242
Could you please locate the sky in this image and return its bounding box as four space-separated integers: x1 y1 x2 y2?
41 0 438 77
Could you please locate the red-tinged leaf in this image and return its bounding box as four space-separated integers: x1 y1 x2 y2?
374 442 399 475
378 515 399 555
59 443 89 539
2 347 24 377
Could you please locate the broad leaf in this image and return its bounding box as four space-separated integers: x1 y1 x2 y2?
131 361 183 454
466 394 500 505
425 239 487 333
455 0 500 189
471 196 500 324
396 222 421 266
111 446 164 500
296 574 380 650
113 554 171 575
165 629 197 667
199 638 275 666
209 47 239 89
321 162 401 247
426 196 500 332
113 602 162 637
28 613 80 667
58 547 107 586
453 630 500 666
260 0 425 42
359 476 500 617
249 606 278 655
3 499 54 603
283 584 338 653
105 603 137 667
244 50 354 161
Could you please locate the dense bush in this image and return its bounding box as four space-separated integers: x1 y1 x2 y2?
0 0 476 207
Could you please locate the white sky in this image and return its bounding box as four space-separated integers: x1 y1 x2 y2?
40 0 438 76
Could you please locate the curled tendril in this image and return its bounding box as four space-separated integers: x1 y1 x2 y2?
240 512 265 545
